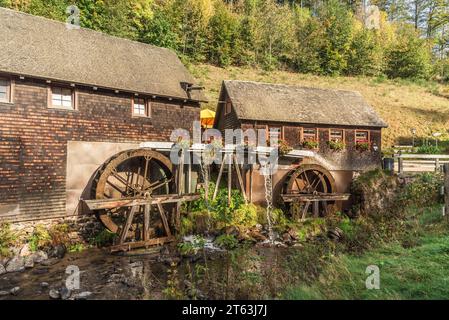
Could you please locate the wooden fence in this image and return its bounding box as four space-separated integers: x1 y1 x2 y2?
394 154 449 174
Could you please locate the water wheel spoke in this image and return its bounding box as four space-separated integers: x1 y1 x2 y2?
142 177 172 193
294 178 302 192
105 179 129 196
310 171 323 191
111 171 140 195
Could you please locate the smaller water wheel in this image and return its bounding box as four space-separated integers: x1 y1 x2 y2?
282 164 336 219
91 149 174 243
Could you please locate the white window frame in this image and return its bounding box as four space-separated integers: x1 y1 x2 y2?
50 86 75 110
132 97 151 117
0 78 11 103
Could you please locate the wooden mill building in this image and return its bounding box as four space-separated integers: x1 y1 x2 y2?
214 80 388 212
0 8 204 223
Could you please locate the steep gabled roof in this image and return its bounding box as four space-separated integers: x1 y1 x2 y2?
220 80 387 128
0 8 205 102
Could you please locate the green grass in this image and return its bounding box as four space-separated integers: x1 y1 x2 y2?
283 208 449 300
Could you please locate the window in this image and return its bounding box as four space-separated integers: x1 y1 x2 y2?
51 87 74 109
225 101 232 115
0 78 10 102
302 128 317 142
132 97 150 117
355 130 369 143
330 129 344 142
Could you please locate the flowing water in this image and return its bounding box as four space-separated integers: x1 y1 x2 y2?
0 243 296 300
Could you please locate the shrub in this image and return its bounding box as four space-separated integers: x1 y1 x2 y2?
0 223 18 257
214 234 238 250
327 140 345 151
416 144 441 154
28 225 52 252
89 229 117 247
48 223 71 246
231 204 258 228
400 173 443 208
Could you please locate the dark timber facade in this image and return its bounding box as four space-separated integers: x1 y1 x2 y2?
0 8 203 222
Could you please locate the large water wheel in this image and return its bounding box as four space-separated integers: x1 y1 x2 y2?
91 149 174 242
282 164 336 219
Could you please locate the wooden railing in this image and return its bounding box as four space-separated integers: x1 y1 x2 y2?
395 154 449 173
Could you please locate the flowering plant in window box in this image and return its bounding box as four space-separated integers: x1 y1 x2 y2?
355 141 370 152
302 140 319 150
327 140 345 151
278 139 293 155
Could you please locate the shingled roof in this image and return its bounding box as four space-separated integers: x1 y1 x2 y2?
0 8 205 102
221 80 387 128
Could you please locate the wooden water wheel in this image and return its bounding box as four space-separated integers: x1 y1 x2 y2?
282 164 341 219
91 149 174 244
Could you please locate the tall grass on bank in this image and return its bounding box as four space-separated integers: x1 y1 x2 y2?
283 206 449 300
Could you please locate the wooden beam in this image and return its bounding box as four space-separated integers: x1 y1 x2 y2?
444 164 449 220
227 153 232 207
157 203 172 238
213 155 226 200
110 236 175 253
118 206 137 244
143 204 151 241
282 193 350 202
233 154 248 204
83 193 200 210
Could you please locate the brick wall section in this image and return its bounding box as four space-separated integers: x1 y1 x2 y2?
0 78 200 221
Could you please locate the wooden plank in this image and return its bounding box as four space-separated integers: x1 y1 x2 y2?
233 154 248 204
227 153 232 206
84 193 200 210
444 164 449 220
157 203 172 238
213 154 226 200
282 193 350 202
118 206 137 244
143 204 151 241
110 236 175 253
397 154 449 159
313 201 319 217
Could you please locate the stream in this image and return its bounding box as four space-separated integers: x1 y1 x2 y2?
0 244 295 300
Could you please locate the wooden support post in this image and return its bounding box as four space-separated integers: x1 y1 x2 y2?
188 152 192 194
398 157 404 174
444 164 449 220
313 201 319 217
249 164 253 203
143 203 151 241
119 206 137 244
157 203 172 238
301 201 310 221
233 154 248 204
227 153 232 207
435 158 440 172
213 155 226 200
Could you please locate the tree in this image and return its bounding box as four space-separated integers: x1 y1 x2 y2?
386 25 432 79
207 1 240 66
292 7 324 73
346 26 384 76
317 0 354 75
